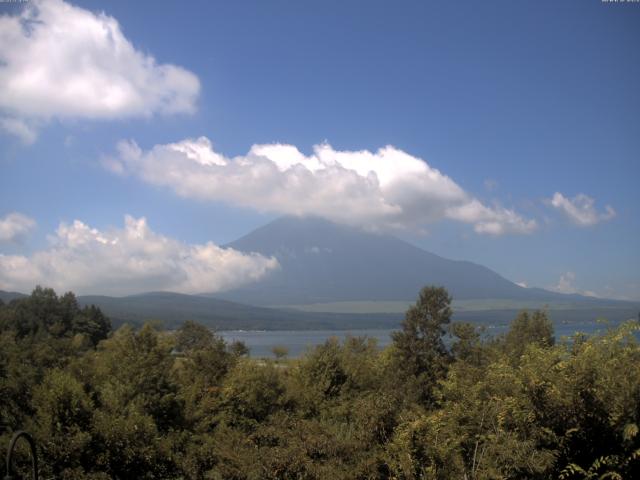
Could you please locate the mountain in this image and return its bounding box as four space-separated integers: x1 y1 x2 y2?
219 216 613 307
0 290 27 303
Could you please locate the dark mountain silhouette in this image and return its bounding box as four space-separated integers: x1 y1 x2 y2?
220 216 608 306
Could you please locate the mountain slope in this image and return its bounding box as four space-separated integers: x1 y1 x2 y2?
76 292 402 330
220 216 594 306
0 290 27 303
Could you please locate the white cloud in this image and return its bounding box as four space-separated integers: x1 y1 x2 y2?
0 216 278 295
515 281 527 288
0 213 36 243
552 271 577 294
446 199 537 236
549 271 599 298
0 117 37 145
549 192 615 227
108 136 537 235
0 0 199 141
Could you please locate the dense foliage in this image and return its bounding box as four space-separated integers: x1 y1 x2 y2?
1 286 639 479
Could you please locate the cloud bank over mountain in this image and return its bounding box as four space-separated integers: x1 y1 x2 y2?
549 271 598 298
107 136 538 236
0 215 278 295
0 0 200 142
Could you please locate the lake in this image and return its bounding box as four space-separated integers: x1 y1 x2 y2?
219 321 629 358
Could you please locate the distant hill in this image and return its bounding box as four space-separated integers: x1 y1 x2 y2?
0 290 27 303
75 292 402 330
57 292 640 331
0 288 401 330
1 289 636 331
219 216 626 308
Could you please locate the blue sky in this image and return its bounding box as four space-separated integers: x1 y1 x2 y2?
0 0 638 298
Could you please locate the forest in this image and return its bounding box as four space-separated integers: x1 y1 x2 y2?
0 286 639 479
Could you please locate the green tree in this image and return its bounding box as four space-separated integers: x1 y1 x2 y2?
87 324 182 478
272 345 289 361
296 337 348 408
228 340 249 357
175 320 215 353
450 322 487 366
392 286 452 405
73 305 111 346
502 309 554 360
219 359 286 430
173 321 235 432
0 287 109 345
31 369 95 478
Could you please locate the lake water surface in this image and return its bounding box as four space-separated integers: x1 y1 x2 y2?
220 321 625 358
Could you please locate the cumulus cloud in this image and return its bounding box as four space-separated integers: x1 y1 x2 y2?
549 271 598 298
0 0 200 141
446 199 537 236
0 213 36 243
549 192 615 227
552 271 578 294
0 216 278 295
107 136 537 235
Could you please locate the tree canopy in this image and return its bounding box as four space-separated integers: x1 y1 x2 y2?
0 286 638 479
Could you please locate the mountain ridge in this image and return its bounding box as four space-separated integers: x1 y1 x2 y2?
218 216 614 306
